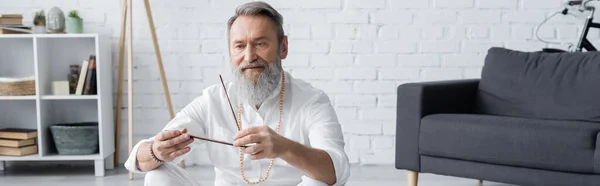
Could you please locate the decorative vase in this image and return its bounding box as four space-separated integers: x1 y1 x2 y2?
33 25 46 34
68 64 80 94
46 7 65 33
65 17 83 33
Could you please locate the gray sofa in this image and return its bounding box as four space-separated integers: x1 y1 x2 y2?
395 47 600 186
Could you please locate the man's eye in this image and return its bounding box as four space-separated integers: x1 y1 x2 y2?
256 42 265 47
235 44 245 49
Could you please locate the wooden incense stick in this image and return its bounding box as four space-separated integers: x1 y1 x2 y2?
190 135 247 148
219 74 241 131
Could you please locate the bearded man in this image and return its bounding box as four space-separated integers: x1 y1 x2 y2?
124 1 351 186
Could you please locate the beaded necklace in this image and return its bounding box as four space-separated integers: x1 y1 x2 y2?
222 72 285 184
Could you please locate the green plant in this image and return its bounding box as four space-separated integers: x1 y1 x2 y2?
33 10 45 26
68 10 79 19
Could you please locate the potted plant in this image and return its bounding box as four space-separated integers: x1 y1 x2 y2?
65 10 83 33
33 9 46 34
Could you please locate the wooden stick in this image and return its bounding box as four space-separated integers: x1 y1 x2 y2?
190 135 248 148
143 0 174 119
127 0 134 180
219 75 240 131
143 0 181 168
114 0 127 168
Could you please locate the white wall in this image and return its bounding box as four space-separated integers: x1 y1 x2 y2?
1 0 596 165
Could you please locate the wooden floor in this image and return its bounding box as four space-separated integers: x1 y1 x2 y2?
0 163 517 186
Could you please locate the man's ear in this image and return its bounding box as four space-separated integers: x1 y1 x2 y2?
280 36 288 59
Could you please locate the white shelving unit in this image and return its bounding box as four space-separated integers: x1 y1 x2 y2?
0 34 114 176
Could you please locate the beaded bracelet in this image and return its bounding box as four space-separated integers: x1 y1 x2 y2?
149 141 164 164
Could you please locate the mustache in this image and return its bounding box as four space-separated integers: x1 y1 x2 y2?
238 60 268 70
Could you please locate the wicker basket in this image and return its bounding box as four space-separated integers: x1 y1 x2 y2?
0 79 36 96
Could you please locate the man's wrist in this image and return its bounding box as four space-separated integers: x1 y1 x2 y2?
149 141 165 164
280 138 303 161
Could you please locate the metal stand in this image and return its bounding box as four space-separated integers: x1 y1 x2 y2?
576 6 599 51
116 0 182 180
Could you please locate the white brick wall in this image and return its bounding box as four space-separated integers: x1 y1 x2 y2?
4 0 590 166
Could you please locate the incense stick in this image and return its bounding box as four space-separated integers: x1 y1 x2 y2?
190 134 247 148
219 74 240 131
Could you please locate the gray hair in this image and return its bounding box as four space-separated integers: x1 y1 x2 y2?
227 1 285 44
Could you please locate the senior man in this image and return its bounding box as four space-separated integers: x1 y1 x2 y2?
124 1 351 186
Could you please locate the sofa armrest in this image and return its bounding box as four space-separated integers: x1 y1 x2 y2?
395 79 480 172
595 132 600 174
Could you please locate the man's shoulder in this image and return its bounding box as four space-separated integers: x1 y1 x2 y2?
201 83 224 95
187 83 227 104
288 74 330 103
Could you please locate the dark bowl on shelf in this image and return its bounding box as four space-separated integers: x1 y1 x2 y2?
49 122 99 155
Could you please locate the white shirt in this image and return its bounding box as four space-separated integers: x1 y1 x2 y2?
124 71 351 186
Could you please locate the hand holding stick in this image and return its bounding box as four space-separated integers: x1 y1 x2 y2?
190 134 248 148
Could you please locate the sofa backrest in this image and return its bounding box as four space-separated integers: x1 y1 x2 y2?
475 47 600 122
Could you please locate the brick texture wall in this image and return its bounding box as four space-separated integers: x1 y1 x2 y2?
2 0 598 165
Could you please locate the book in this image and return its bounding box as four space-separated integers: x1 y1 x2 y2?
0 138 36 148
83 55 97 95
0 14 23 18
0 14 23 25
0 145 37 156
75 60 89 95
0 128 37 140
0 27 30 34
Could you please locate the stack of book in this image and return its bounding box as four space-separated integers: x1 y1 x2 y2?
75 55 97 95
0 14 30 34
0 128 38 156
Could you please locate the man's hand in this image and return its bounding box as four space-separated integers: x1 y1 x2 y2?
232 126 291 160
152 128 194 162
232 126 337 185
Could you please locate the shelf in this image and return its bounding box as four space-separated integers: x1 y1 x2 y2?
0 35 33 38
0 101 38 129
0 95 98 100
0 33 113 177
35 34 97 38
36 37 97 96
40 153 102 160
41 95 98 100
0 96 36 100
0 154 40 161
0 34 97 39
0 37 35 79
0 153 101 161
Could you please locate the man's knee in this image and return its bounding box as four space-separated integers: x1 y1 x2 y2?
144 165 185 186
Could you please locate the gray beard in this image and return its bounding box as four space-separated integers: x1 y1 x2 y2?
231 59 283 107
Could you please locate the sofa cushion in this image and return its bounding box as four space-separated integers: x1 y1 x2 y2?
475 47 600 122
419 114 600 174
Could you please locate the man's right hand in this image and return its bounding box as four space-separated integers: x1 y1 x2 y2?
152 128 194 162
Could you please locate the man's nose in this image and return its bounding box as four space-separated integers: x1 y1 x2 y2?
244 45 257 63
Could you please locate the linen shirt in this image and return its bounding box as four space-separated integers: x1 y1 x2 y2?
124 71 351 186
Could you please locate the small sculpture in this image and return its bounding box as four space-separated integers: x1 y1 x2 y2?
47 7 65 33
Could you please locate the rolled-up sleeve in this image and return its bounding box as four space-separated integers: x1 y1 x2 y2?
124 96 207 173
305 92 351 186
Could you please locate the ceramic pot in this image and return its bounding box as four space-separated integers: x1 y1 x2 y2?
50 122 99 155
33 25 46 34
65 17 83 33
